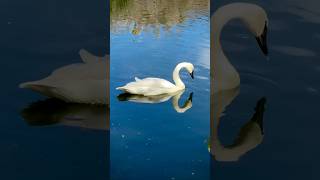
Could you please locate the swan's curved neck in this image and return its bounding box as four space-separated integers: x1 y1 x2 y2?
211 3 253 91
212 3 254 45
172 64 186 89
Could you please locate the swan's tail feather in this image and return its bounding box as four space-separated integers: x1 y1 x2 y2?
116 86 126 91
135 77 141 81
79 49 105 64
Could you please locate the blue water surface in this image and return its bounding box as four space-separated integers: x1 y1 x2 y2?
110 0 210 179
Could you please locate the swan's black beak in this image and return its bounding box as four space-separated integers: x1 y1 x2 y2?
190 71 194 79
255 22 268 56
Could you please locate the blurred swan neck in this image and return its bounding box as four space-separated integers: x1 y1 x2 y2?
173 64 185 89
211 4 252 90
212 3 256 36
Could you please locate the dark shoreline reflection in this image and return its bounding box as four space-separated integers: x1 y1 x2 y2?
111 0 209 35
117 90 194 113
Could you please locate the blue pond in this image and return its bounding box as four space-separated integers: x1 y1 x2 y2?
110 0 210 179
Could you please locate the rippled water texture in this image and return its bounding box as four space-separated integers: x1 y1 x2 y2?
111 0 210 179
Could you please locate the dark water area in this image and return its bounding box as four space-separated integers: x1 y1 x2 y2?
0 0 109 179
211 0 320 180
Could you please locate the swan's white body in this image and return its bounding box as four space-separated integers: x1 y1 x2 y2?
118 90 193 113
20 49 109 105
211 3 268 92
116 62 194 96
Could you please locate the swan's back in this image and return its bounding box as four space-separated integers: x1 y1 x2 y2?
117 77 176 96
49 61 106 81
20 49 109 105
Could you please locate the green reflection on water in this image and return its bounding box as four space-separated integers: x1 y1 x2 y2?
111 0 209 35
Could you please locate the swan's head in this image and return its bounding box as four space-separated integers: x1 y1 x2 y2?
179 62 195 79
243 4 269 55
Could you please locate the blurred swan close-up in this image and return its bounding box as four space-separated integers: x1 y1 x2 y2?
210 2 269 162
19 49 109 105
211 3 269 92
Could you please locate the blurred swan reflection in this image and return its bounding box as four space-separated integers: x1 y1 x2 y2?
209 88 266 161
117 90 193 113
21 99 109 131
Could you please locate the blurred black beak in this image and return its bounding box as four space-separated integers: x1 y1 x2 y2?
188 92 193 102
190 71 194 79
255 22 268 56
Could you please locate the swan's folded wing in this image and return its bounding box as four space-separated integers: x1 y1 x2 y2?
50 61 107 80
79 49 106 63
118 78 175 95
136 78 176 88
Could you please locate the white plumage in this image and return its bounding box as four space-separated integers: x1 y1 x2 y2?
116 62 194 96
20 49 109 105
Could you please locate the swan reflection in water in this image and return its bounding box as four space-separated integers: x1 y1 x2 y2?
209 88 266 162
21 98 109 131
117 90 193 113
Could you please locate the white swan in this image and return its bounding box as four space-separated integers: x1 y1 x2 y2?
116 62 194 96
212 3 269 92
20 49 109 105
118 90 193 113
